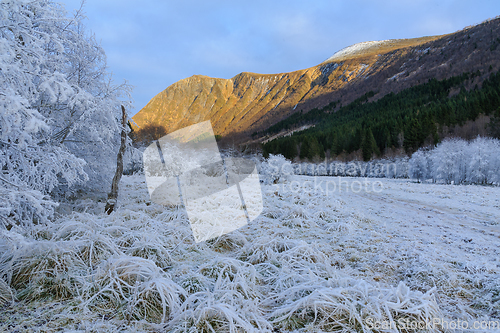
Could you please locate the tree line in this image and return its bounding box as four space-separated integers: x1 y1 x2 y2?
409 137 500 185
263 70 500 161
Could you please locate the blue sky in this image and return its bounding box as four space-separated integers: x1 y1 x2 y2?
62 0 500 115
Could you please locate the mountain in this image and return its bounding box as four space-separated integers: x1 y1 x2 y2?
132 17 500 144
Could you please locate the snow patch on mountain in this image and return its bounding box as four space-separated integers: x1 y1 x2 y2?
324 40 390 62
387 71 406 82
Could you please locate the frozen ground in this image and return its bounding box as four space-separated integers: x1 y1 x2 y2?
1 174 499 332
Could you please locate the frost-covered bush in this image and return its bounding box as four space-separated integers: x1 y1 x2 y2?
410 137 500 185
259 154 294 185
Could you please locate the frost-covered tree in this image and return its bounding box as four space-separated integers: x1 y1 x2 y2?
0 0 132 228
409 149 431 182
466 137 499 184
260 154 294 184
429 139 468 184
409 137 500 185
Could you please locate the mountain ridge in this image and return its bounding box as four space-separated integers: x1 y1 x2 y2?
132 17 500 144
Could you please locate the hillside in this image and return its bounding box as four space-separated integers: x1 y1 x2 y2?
132 17 500 143
262 70 500 161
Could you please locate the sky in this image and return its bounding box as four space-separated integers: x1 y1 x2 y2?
62 0 500 116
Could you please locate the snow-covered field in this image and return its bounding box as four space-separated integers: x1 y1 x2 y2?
1 174 499 332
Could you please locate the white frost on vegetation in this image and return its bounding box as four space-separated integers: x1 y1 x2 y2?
259 154 294 184
410 137 500 185
0 0 133 229
1 170 499 331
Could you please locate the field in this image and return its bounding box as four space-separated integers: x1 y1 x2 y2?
1 174 499 332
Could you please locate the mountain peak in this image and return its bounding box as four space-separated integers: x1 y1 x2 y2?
324 40 390 62
132 18 500 144
322 35 445 63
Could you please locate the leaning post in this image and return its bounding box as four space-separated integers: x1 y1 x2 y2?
105 105 128 214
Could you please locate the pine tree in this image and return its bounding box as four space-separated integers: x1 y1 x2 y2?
282 138 298 160
382 126 392 151
489 108 500 138
331 133 341 156
404 118 422 154
308 136 321 160
299 137 310 160
362 128 378 161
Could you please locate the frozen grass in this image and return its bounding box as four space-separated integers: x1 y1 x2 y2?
1 174 499 332
0 277 13 305
268 281 441 332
